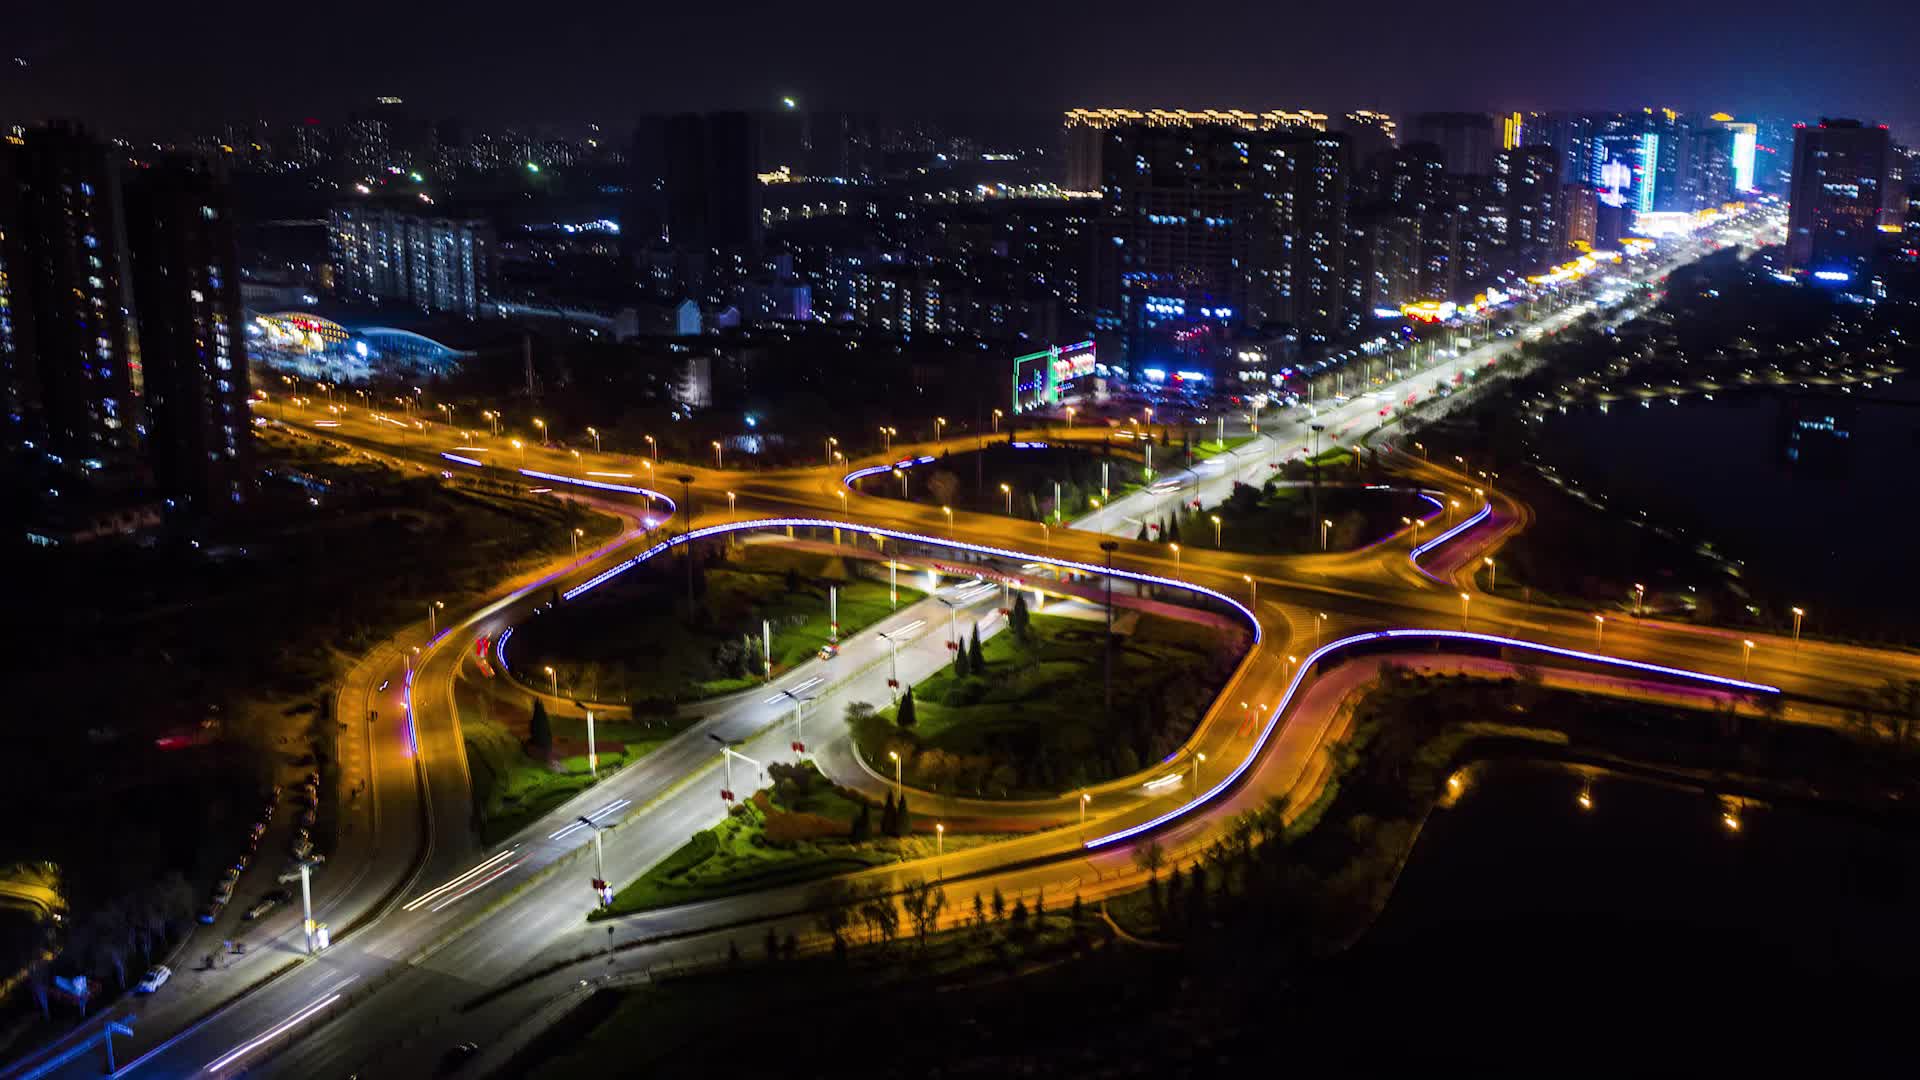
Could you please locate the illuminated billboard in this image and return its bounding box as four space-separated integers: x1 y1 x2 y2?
1727 123 1757 193
1012 340 1097 413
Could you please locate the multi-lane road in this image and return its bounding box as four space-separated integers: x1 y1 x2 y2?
19 207 1885 1080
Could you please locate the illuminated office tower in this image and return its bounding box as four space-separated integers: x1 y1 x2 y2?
1786 118 1895 275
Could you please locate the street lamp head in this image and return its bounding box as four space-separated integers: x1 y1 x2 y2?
1594 614 1605 623
1743 639 1755 648
888 750 899 762
543 666 554 675
574 528 584 537
1791 606 1804 616
1484 557 1494 567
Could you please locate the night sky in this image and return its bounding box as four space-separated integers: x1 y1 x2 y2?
7 1 1918 138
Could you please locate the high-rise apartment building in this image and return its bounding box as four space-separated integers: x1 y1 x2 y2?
1558 183 1599 252
328 204 493 317
0 126 142 465
3 128 255 516
122 161 254 512
1062 108 1329 194
1496 145 1560 275
664 111 764 254
1087 115 1349 357
1787 118 1898 274
1410 112 1496 177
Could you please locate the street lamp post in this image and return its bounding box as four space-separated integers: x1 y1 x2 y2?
428 600 444 635
935 416 946 444
941 505 953 538
1594 614 1605 647
711 441 723 469
1243 574 1257 610
1791 606 1805 651
644 434 657 464
587 426 600 452
578 817 614 908
533 418 547 447
1210 514 1222 547
1000 483 1012 516
726 491 737 519
992 409 1003 434
825 435 837 467
544 665 558 695
1483 557 1496 592
1101 540 1119 721
935 822 944 855
894 468 908 499
586 707 598 777
1320 518 1332 552
1079 792 1090 837
571 527 583 562
1742 639 1755 678
1191 751 1206 790
1634 583 1646 615
1170 542 1181 581
1317 611 1329 645
1459 593 1471 629
888 750 901 800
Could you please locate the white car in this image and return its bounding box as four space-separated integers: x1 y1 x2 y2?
137 965 171 993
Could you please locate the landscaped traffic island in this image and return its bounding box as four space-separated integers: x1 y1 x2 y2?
854 439 1150 521
594 761 987 917
506 541 923 706
850 604 1247 797
1184 476 1440 554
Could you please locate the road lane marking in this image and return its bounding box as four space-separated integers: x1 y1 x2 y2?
402 848 518 912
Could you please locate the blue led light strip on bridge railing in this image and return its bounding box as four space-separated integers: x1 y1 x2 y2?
557 517 1260 642
1081 627 1779 851
842 455 937 487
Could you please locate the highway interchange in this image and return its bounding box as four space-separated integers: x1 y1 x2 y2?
16 205 1915 1079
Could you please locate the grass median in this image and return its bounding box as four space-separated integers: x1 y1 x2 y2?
851 609 1244 797
596 761 989 918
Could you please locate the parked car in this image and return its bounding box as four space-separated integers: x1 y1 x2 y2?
277 855 325 884
198 901 223 924
817 643 839 661
243 890 290 921
137 965 171 993
437 1043 480 1075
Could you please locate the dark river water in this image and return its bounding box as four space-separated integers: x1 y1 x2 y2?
1314 759 1920 1065
1533 376 1920 622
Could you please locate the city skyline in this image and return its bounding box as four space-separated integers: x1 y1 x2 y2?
6 3 1920 140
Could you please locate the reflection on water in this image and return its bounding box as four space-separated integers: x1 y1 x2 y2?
1537 382 1920 618
1318 759 1920 1059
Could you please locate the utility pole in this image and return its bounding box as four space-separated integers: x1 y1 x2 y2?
677 474 696 611
1309 421 1326 534
1100 540 1119 722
